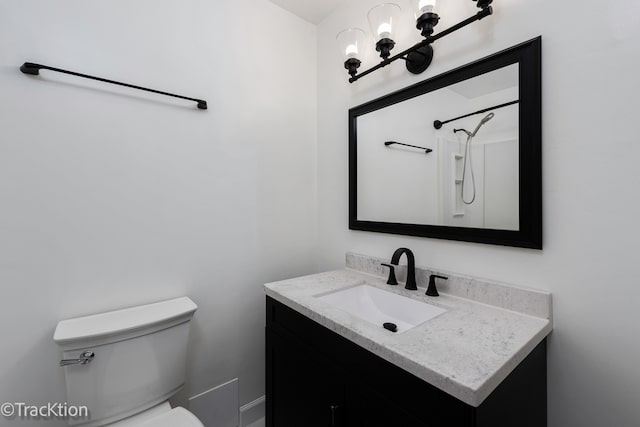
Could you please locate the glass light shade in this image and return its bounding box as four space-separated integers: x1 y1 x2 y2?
411 0 437 18
336 28 367 60
367 3 402 42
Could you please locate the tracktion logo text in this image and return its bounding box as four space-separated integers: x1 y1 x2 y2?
1 401 90 421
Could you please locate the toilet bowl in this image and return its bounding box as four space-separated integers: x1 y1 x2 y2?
54 297 204 427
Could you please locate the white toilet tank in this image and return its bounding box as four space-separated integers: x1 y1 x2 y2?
53 297 198 426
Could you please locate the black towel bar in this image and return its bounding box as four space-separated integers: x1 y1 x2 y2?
20 62 208 110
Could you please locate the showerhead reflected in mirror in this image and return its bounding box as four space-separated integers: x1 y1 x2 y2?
457 112 498 207
349 37 542 249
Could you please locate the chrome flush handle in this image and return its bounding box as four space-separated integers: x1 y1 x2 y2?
329 405 339 426
60 350 95 367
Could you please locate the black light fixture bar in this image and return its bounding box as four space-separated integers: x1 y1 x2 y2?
349 6 493 83
433 100 519 129
20 62 208 110
427 6 493 44
384 141 433 154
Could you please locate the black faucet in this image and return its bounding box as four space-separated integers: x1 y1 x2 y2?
388 248 417 291
426 274 448 297
380 263 398 286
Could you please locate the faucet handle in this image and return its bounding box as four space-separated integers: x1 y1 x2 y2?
381 263 398 286
426 274 448 297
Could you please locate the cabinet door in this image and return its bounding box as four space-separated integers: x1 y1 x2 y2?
267 297 545 427
267 328 348 427
350 385 427 427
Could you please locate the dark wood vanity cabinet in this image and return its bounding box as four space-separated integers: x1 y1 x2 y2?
266 297 547 427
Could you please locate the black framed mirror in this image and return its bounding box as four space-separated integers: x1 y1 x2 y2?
349 37 541 249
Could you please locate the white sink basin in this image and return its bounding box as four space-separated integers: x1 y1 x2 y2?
316 283 446 333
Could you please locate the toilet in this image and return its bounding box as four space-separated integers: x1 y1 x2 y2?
53 297 204 427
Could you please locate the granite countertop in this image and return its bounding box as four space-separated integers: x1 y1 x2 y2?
264 253 552 407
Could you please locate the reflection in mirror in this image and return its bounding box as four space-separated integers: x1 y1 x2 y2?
357 64 519 230
349 37 542 249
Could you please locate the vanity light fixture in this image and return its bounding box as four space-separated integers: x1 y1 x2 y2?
337 28 368 79
367 3 402 60
338 0 494 83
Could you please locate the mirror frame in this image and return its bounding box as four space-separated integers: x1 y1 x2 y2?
349 37 542 249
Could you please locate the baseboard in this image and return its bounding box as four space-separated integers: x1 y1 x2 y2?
239 396 265 427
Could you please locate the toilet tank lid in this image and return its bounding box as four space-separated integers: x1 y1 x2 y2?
54 297 197 345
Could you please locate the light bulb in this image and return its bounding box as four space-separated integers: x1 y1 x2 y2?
412 0 437 18
418 0 436 14
377 21 392 38
336 28 366 61
345 44 358 58
368 3 402 42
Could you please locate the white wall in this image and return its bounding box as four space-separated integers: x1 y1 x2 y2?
317 1 640 426
484 139 519 230
357 99 440 224
0 1 316 426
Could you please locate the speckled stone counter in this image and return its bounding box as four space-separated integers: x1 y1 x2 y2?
264 253 552 407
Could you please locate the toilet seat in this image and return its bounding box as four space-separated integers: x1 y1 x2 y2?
135 408 204 427
109 404 204 427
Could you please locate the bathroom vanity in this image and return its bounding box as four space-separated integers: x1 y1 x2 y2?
265 253 552 427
